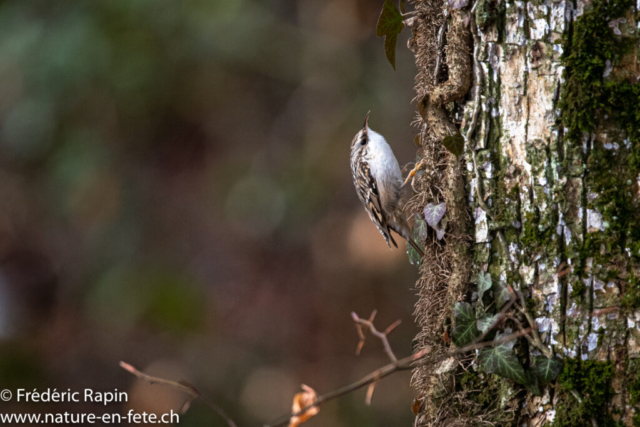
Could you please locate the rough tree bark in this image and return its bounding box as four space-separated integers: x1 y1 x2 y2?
407 0 640 425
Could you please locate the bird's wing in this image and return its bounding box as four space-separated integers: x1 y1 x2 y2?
356 161 398 248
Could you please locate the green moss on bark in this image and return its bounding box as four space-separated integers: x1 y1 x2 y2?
560 0 640 308
553 359 617 426
628 359 640 426
622 270 640 308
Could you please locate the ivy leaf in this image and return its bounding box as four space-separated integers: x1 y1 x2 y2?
478 344 528 385
413 217 429 241
435 226 445 240
376 0 405 69
532 356 564 384
477 314 497 333
494 281 513 309
408 218 426 264
449 0 470 9
452 302 480 347
423 203 447 228
495 329 516 350
477 272 492 300
407 241 422 265
527 370 542 396
442 132 465 156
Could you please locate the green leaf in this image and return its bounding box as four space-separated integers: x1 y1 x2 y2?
532 356 564 384
477 314 497 333
408 218 425 264
478 344 528 385
376 0 405 69
452 302 480 347
407 241 421 266
494 281 513 309
413 217 429 241
527 370 542 396
477 272 492 300
495 329 516 350
442 132 465 156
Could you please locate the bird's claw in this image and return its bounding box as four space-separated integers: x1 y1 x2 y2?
402 159 427 189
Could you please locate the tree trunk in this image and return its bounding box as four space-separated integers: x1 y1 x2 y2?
408 0 640 425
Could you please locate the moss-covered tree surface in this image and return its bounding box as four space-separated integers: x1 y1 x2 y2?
407 0 640 424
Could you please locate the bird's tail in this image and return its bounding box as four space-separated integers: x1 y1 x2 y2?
407 237 425 257
391 216 425 258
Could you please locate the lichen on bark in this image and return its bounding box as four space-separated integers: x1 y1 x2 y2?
407 0 640 423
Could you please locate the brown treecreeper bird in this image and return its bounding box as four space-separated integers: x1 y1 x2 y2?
350 112 424 257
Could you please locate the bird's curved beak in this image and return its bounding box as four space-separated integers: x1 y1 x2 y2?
363 111 370 132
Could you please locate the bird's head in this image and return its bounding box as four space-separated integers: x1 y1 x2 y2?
350 111 371 157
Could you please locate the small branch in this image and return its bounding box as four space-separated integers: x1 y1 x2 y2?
352 311 400 364
119 362 237 427
515 291 553 358
264 348 430 427
507 314 536 345
353 310 377 356
449 326 534 356
125 292 561 427
266 325 534 427
475 295 517 344
384 319 402 335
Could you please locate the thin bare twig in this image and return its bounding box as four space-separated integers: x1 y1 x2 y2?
515 290 553 358
119 362 238 427
354 310 378 355
265 325 535 427
264 347 429 427
352 311 400 364
474 294 517 344
125 290 561 427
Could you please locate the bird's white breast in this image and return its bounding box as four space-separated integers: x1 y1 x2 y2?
366 129 403 208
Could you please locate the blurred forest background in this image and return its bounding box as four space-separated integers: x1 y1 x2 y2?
0 0 421 425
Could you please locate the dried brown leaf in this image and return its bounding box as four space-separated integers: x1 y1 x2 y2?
442 329 451 344
289 385 319 427
413 134 422 147
411 394 424 415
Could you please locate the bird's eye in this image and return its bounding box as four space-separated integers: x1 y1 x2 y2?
360 139 366 146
